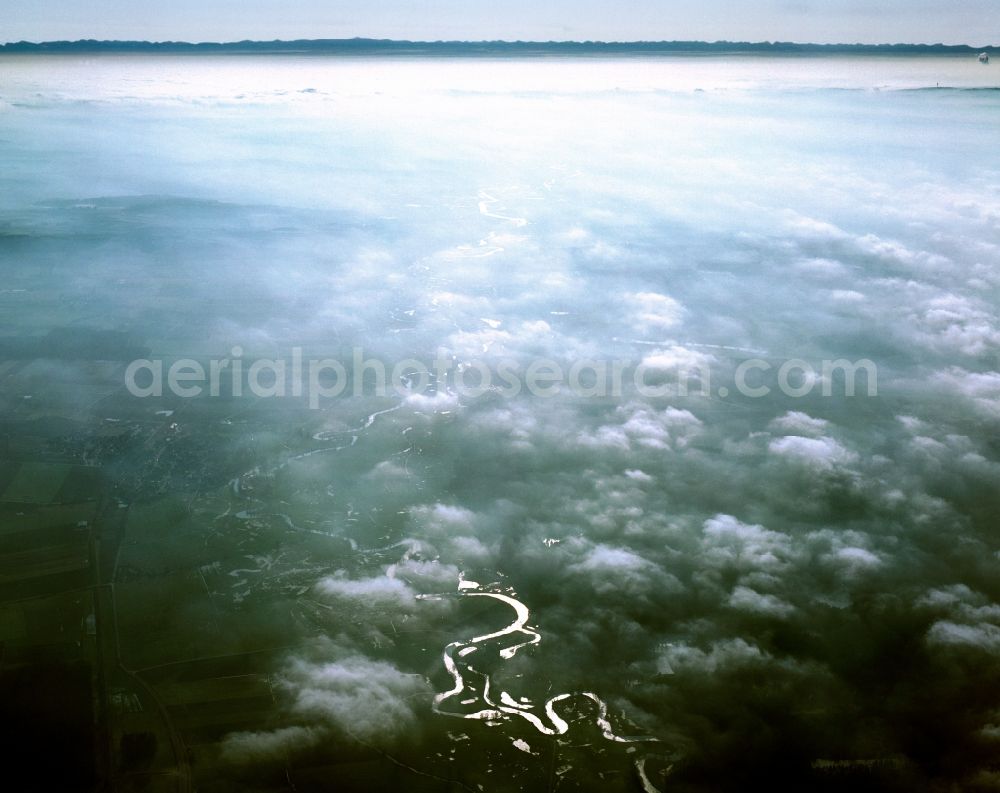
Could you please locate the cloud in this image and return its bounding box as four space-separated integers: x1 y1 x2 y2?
316 572 417 609
727 585 797 618
221 638 433 765
221 726 322 764
927 621 1000 654
701 514 798 575
626 291 686 332
659 637 774 675
768 435 857 470
768 411 829 437
568 543 685 598
285 650 432 741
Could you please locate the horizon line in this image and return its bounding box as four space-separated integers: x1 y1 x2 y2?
1 37 997 51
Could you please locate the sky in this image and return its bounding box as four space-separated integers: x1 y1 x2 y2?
1 0 999 45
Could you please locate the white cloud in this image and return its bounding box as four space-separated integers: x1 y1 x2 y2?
316 573 416 608
927 621 1000 654
768 435 857 470
701 515 797 574
285 651 432 741
727 585 796 618
221 726 321 765
768 411 829 437
660 638 771 675
626 291 685 332
569 543 684 598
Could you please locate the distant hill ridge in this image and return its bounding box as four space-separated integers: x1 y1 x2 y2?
0 38 996 55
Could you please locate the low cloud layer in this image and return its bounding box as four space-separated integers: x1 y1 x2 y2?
3 56 999 791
